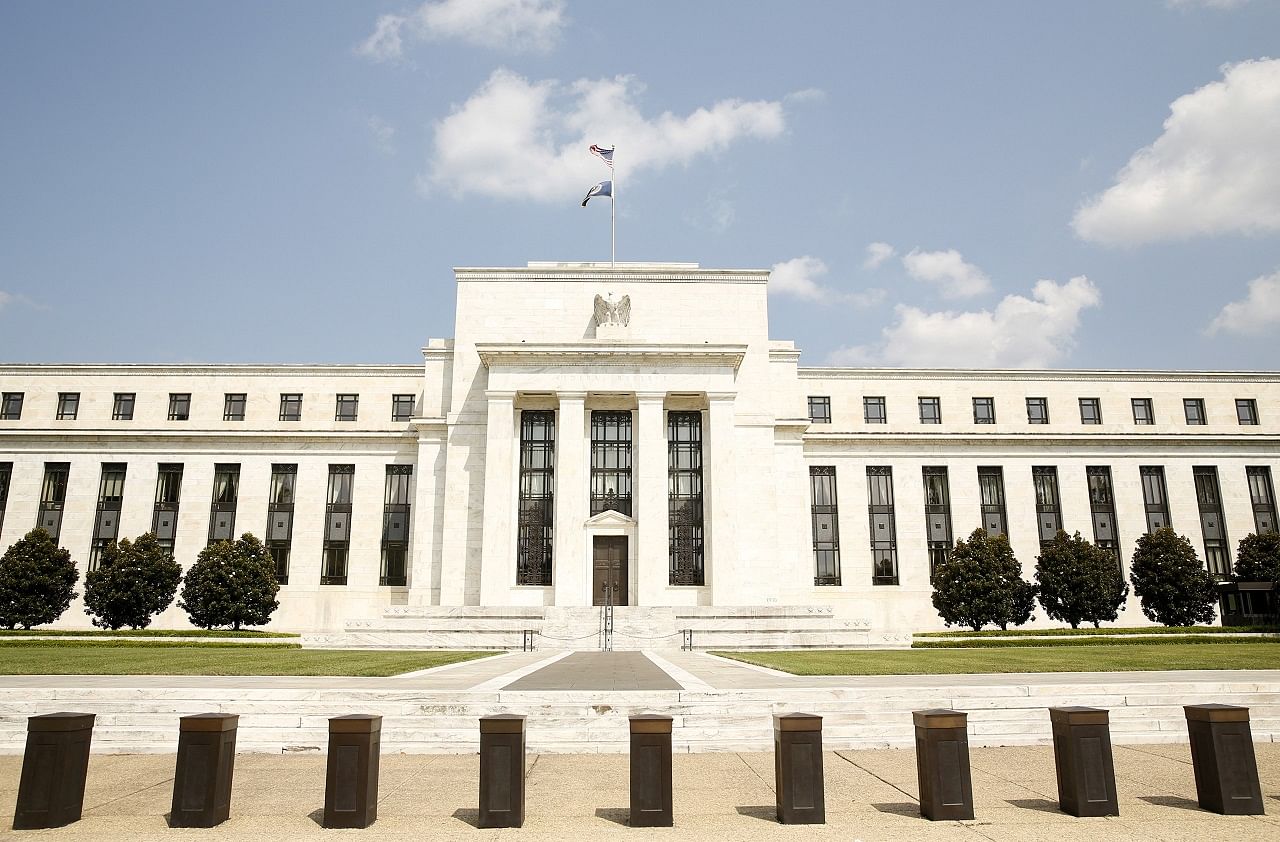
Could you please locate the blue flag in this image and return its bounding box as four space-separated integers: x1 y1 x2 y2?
581 180 612 206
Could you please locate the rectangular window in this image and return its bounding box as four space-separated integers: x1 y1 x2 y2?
518 411 555 586
1184 398 1206 425
37 462 70 542
978 466 1007 537
321 464 354 585
807 396 831 424
113 392 135 421
152 463 183 554
591 410 633 516
1246 467 1277 534
1140 466 1171 533
1194 467 1231 578
922 467 953 576
810 466 840 585
208 463 240 544
918 397 941 424
863 396 886 424
279 393 302 421
1026 397 1049 424
1032 466 1062 545
1236 399 1259 426
1087 467 1121 565
168 393 191 421
381 465 412 586
392 394 415 422
972 397 995 424
335 394 359 421
1132 398 1154 425
223 393 246 421
668 411 705 586
56 392 80 420
266 464 296 585
0 461 11 539
867 467 898 585
89 463 127 570
1 392 24 420
1079 398 1102 425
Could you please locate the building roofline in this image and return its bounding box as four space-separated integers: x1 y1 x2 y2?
454 264 769 283
0 363 421 377
797 366 1280 382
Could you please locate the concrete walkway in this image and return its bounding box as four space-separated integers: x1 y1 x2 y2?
504 652 682 691
2 744 1277 840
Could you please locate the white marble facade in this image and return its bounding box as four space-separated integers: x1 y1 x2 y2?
1 262 1277 634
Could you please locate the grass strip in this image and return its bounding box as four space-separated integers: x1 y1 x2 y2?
912 635 1276 649
712 642 1280 676
0 642 497 676
915 625 1279 638
0 628 298 638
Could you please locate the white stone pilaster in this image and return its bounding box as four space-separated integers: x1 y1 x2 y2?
707 392 739 606
478 391 517 606
408 420 447 605
553 392 588 606
636 393 667 606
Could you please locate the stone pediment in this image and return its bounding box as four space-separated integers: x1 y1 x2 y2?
584 510 635 527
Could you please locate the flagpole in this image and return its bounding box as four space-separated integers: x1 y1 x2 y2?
610 148 617 266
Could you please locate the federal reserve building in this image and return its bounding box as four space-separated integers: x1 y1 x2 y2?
1 262 1277 646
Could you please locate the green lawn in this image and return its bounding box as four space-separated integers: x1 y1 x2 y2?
0 641 497 676
712 642 1280 676
0 628 298 638
915 625 1279 638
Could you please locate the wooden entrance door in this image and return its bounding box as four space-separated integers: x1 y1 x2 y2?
592 536 628 606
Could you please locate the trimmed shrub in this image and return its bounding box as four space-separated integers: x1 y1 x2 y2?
83 533 182 630
1233 531 1280 584
1035 530 1130 628
0 528 80 629
932 528 1038 631
1129 528 1216 627
178 534 279 630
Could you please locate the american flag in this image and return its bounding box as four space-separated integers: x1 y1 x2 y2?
589 144 614 169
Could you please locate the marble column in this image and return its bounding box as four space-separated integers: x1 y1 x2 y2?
478 391 517 606
706 392 739 605
408 420 447 606
553 393 588 606
635 393 667 606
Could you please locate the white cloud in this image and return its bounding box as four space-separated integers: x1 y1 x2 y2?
784 88 827 104
427 68 787 201
827 276 1100 368
0 291 11 312
770 256 885 307
368 116 396 154
356 0 565 61
901 248 992 298
1073 58 1280 245
1206 269 1280 336
1166 0 1249 9
862 242 895 270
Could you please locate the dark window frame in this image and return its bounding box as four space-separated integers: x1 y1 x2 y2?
381 464 413 586
279 393 302 421
1032 466 1063 545
810 466 841 586
1140 466 1171 533
1087 466 1121 567
918 397 941 425
167 393 191 421
112 392 135 421
223 393 246 422
867 466 898 585
321 464 355 585
335 394 359 422
972 397 995 424
1236 398 1259 426
152 463 183 556
518 410 555 586
0 461 11 538
863 396 886 424
668 411 705 586
1078 397 1102 425
590 410 633 517
1 392 24 421
807 396 832 425
1131 398 1154 425
1194 466 1231 579
391 394 416 422
978 466 1007 537
922 466 952 576
88 463 127 570
1246 466 1277 534
1183 398 1206 425
208 463 240 545
1026 397 1049 424
56 392 80 420
37 462 70 542
266 463 297 585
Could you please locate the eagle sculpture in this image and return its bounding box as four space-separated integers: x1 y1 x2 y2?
593 293 631 327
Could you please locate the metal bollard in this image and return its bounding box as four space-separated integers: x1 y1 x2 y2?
1049 707 1118 817
773 713 825 824
629 715 673 827
913 709 974 821
478 715 526 828
324 714 381 829
12 712 96 830
1183 704 1264 815
170 713 238 828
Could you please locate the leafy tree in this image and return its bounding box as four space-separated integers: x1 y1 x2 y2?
1233 531 1280 584
178 534 279 630
932 528 1038 631
83 533 182 630
0 528 80 629
1129 527 1216 627
1035 530 1130 628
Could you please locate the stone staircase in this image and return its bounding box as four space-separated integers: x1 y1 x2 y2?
302 605 873 651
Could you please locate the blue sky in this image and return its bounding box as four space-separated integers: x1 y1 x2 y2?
2 0 1278 369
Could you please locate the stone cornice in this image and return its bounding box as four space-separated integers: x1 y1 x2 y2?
804 431 1280 447
476 343 747 372
0 363 420 378
798 367 1280 383
0 429 415 444
455 265 768 285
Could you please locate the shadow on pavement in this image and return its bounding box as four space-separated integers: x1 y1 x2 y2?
594 806 629 826
734 805 778 822
1138 795 1202 812
1006 798 1060 813
871 801 919 815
